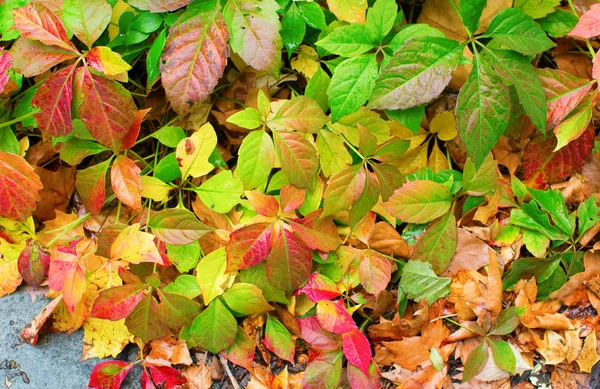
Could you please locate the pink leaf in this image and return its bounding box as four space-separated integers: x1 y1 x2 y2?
17 240 50 287
347 362 380 389
9 37 78 78
297 316 341 351
358 250 391 295
76 159 110 216
316 300 357 334
226 222 272 271
295 273 342 302
0 50 12 94
569 3 600 39
12 3 78 52
32 64 76 138
342 329 373 375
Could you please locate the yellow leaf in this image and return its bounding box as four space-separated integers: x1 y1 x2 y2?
396 144 428 174
538 330 568 365
176 123 217 179
428 140 449 172
429 111 457 141
81 318 134 360
108 0 134 40
326 0 367 23
141 176 171 202
290 45 319 80
576 330 600 373
0 239 23 297
110 223 163 264
196 248 235 305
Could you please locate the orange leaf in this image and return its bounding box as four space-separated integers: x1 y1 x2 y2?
0 151 43 221
111 155 142 211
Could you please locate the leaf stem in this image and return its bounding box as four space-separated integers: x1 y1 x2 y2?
0 111 39 129
44 213 91 247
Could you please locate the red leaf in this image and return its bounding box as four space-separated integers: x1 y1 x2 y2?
347 362 380 389
297 316 341 351
90 284 146 321
316 300 357 334
160 6 229 116
76 159 110 215
111 155 142 211
342 329 372 375
288 209 342 252
31 64 76 138
221 328 256 370
0 50 12 93
121 109 151 151
295 273 342 302
21 296 62 345
9 37 78 78
523 123 595 188
569 3 600 39
74 66 137 152
48 259 86 313
12 3 78 53
88 360 133 389
0 151 43 221
226 222 272 271
245 191 279 217
274 130 319 190
280 184 305 213
144 364 186 389
358 250 391 295
17 240 50 287
266 228 313 292
128 0 193 12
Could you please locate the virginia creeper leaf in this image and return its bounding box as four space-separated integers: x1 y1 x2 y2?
485 8 555 55
245 191 280 217
226 223 273 271
322 164 366 217
17 240 50 287
86 47 131 76
459 0 487 34
347 362 380 389
366 0 398 39
190 298 237 353
273 130 319 190
316 24 376 57
399 260 451 304
195 170 243 214
316 300 358 334
62 0 111 48
31 64 75 138
412 213 457 275
12 3 78 52
358 250 391 295
342 329 372 375
149 208 214 245
9 37 78 78
263 314 295 363
348 170 379 228
235 129 275 190
90 285 146 321
127 0 193 12
568 3 600 39
196 248 235 305
326 0 367 23
296 273 341 302
488 339 516 374
157 289 201 333
268 96 327 134
384 180 452 224
222 283 272 315
87 360 133 389
266 228 313 292
176 122 217 179
76 158 110 215
125 293 169 344
110 223 163 265
462 342 489 382
111 155 142 211
0 151 43 221
288 209 342 252
316 130 352 177
48 259 86 313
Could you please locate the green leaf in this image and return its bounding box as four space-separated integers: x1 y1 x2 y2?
166 241 201 273
488 339 516 374
316 130 352 178
306 67 331 112
190 299 237 353
59 139 109 166
328 54 378 122
462 154 500 196
412 213 457 275
528 188 575 236
385 106 424 135
273 130 319 190
514 0 560 19
125 294 169 344
482 48 547 133
348 171 380 228
195 170 244 214
462 342 489 382
366 0 398 40
149 208 214 245
399 260 451 305
154 152 181 183
502 256 560 290
522 229 550 258
163 274 202 299
0 0 29 41
384 180 453 224
537 9 579 38
151 125 186 148
235 129 275 190
269 96 327 133
553 97 593 151
196 248 235 305
456 55 510 169
227 108 263 130
368 37 461 110
511 201 570 241
281 3 305 56
322 164 366 217
459 0 487 35
485 8 555 55
146 28 166 87
430 347 444 372
386 24 445 53
157 289 201 334
578 196 600 236
489 306 525 336
316 24 376 57
266 229 313 292
239 263 289 304
222 283 272 315
298 2 326 30
263 315 295 363
62 0 111 48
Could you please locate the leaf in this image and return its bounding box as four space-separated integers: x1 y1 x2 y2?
240 263 289 304
358 250 391 295
176 122 218 179
142 364 187 389
245 191 279 217
222 283 272 315
553 96 593 151
235 129 275 190
317 24 375 57
12 3 78 52
326 0 367 23
306 67 331 112
86 47 131 76
296 273 341 302
484 48 547 133
347 362 380 389
316 300 358 334
9 37 78 78
280 184 305 213
151 126 186 148
223 0 282 73
528 188 574 236
514 0 560 19
502 256 560 290
368 37 461 110
190 299 237 353
0 50 11 94
538 9 579 38
569 3 600 39
62 0 111 48
0 239 23 298
281 3 305 56
328 54 379 122
485 8 555 55
269 96 327 134
195 170 243 214
342 329 372 375
412 213 457 275
141 176 170 202
127 0 192 12
227 108 263 130
149 208 214 245
0 150 43 221
576 330 600 373
488 339 516 373
73 66 137 152
298 2 327 30
367 0 398 39
384 180 452 224
17 240 50 287
399 260 451 305
164 274 202 299
226 223 272 271
160 5 229 116
372 163 403 202
87 360 133 389
31 64 76 138
221 328 256 370
322 164 366 217
462 154 500 196
48 260 86 313
288 209 342 252
348 170 380 228
90 285 146 321
110 223 163 264
489 306 525 336
316 130 352 177
157 289 201 334
460 0 487 34
462 342 489 382
266 228 313 292
75 159 110 215
456 54 510 168
303 352 344 389
263 314 295 363
111 155 142 211
125 294 169 344
196 248 235 305
273 130 319 190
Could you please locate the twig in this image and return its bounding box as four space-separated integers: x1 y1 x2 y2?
219 354 240 389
